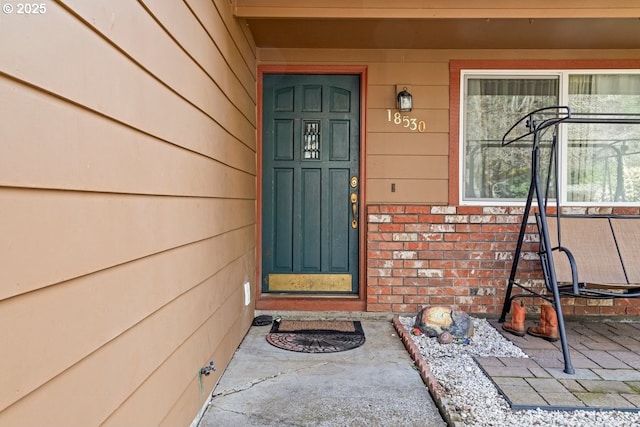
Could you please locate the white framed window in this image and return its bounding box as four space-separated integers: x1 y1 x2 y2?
460 70 640 206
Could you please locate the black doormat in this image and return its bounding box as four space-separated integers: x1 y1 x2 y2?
266 320 366 353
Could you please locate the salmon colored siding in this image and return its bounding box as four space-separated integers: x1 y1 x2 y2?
0 1 256 426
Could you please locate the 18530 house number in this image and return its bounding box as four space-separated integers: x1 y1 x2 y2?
387 110 426 133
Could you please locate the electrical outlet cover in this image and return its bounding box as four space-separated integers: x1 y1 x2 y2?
243 282 251 306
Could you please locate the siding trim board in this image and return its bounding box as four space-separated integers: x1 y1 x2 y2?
234 0 640 19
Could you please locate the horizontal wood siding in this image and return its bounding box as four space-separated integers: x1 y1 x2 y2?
0 0 256 426
258 47 640 205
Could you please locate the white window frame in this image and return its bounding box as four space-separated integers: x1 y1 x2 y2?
459 69 640 207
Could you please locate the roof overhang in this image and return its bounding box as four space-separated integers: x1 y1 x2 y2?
233 0 640 50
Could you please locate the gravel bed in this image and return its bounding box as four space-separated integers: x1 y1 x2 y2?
399 316 640 427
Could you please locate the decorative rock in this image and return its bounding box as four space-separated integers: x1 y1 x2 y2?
438 331 454 344
449 309 474 338
413 306 474 338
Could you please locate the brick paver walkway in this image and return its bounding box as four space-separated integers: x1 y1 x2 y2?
475 320 640 411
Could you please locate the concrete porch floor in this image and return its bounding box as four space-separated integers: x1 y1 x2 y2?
198 315 446 426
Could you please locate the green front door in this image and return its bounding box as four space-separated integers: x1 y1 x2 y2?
262 74 360 294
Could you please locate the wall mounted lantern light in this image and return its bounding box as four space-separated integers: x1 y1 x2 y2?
396 87 412 112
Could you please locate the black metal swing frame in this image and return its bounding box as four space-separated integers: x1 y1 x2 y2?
498 106 640 375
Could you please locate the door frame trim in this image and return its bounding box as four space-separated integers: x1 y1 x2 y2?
256 65 368 311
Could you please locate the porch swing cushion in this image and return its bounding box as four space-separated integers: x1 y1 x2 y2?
545 215 640 291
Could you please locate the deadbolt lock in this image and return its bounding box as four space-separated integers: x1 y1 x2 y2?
350 176 358 188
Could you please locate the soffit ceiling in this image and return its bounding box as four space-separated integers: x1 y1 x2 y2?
243 18 640 50
234 0 640 50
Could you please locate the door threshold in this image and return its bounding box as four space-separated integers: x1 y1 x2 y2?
256 294 366 312
262 293 360 298
255 310 394 321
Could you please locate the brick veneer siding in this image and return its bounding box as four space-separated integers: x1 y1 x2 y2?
366 205 640 317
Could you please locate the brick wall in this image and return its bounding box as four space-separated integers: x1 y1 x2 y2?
366 204 640 317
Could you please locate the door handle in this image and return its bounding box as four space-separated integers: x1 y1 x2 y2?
350 192 358 229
